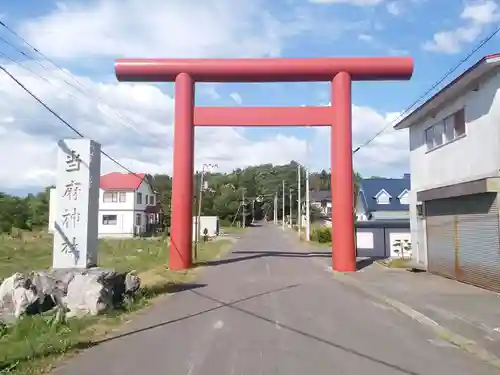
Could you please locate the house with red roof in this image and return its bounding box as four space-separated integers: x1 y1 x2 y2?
98 172 162 238
394 53 500 292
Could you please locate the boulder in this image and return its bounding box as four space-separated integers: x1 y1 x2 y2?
0 267 141 323
0 273 38 323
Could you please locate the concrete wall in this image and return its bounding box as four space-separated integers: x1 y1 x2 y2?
356 227 411 258
372 210 410 220
409 71 500 193
408 71 500 264
192 216 219 241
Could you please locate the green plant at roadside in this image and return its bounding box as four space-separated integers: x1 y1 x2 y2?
311 227 332 243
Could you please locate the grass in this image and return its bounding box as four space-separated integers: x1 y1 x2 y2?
0 231 233 374
376 258 413 269
220 226 247 234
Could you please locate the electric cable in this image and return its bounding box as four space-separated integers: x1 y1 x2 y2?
352 24 500 154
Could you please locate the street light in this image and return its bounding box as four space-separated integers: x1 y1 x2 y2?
194 163 218 260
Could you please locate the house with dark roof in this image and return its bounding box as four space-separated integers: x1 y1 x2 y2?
310 190 332 217
99 172 162 238
356 174 411 221
393 53 500 292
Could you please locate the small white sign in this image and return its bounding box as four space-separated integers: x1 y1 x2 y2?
52 139 101 269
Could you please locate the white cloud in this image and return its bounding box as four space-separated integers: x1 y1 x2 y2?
386 1 402 15
229 92 243 105
309 0 385 5
423 0 500 53
358 33 374 42
0 0 410 190
308 105 408 178
18 0 297 60
0 63 314 189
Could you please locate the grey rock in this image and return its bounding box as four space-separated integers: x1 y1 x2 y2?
0 267 142 323
125 271 141 296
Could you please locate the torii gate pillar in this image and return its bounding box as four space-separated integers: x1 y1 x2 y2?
115 57 414 272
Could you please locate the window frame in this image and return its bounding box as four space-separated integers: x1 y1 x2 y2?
102 214 117 225
425 108 466 152
103 191 118 203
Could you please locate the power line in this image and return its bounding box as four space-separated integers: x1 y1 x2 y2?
0 64 146 182
0 20 172 145
352 24 500 155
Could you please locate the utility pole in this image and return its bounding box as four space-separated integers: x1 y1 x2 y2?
306 167 311 241
289 187 292 228
194 163 218 260
282 180 285 230
194 163 219 260
242 190 246 228
274 192 278 224
298 164 301 237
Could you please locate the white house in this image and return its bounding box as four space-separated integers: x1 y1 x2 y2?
394 53 500 292
98 172 161 238
50 172 162 238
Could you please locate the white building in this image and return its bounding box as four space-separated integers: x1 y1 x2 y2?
394 54 500 292
50 172 162 238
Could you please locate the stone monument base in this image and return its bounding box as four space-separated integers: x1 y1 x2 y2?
0 267 141 324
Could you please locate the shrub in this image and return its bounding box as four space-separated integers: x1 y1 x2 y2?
311 227 332 243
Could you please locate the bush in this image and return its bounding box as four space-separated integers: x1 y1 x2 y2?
311 227 332 243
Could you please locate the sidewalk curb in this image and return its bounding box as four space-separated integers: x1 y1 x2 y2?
333 272 500 369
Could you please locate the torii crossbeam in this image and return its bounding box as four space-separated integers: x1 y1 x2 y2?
115 57 414 272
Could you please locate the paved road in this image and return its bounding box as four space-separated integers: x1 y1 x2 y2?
54 224 499 375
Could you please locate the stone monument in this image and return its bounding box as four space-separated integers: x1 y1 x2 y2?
52 139 101 269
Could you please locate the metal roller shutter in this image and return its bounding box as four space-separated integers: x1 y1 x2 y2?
426 211 455 279
458 194 500 291
426 193 500 292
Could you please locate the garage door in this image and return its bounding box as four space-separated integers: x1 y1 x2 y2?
426 193 500 292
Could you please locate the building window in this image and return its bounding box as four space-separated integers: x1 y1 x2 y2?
425 127 434 149
375 189 391 205
137 192 142 204
377 195 390 204
433 122 444 147
119 192 126 202
426 108 466 151
136 213 141 226
444 115 455 142
145 194 149 205
149 195 154 205
454 108 466 137
102 215 117 225
103 192 118 203
398 190 409 205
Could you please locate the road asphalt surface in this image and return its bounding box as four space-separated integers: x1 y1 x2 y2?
53 223 500 375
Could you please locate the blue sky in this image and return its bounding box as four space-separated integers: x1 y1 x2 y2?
1 0 500 195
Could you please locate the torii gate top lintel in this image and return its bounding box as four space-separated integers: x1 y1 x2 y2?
115 57 414 83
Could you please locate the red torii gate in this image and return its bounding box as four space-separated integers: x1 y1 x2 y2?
115 57 413 272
